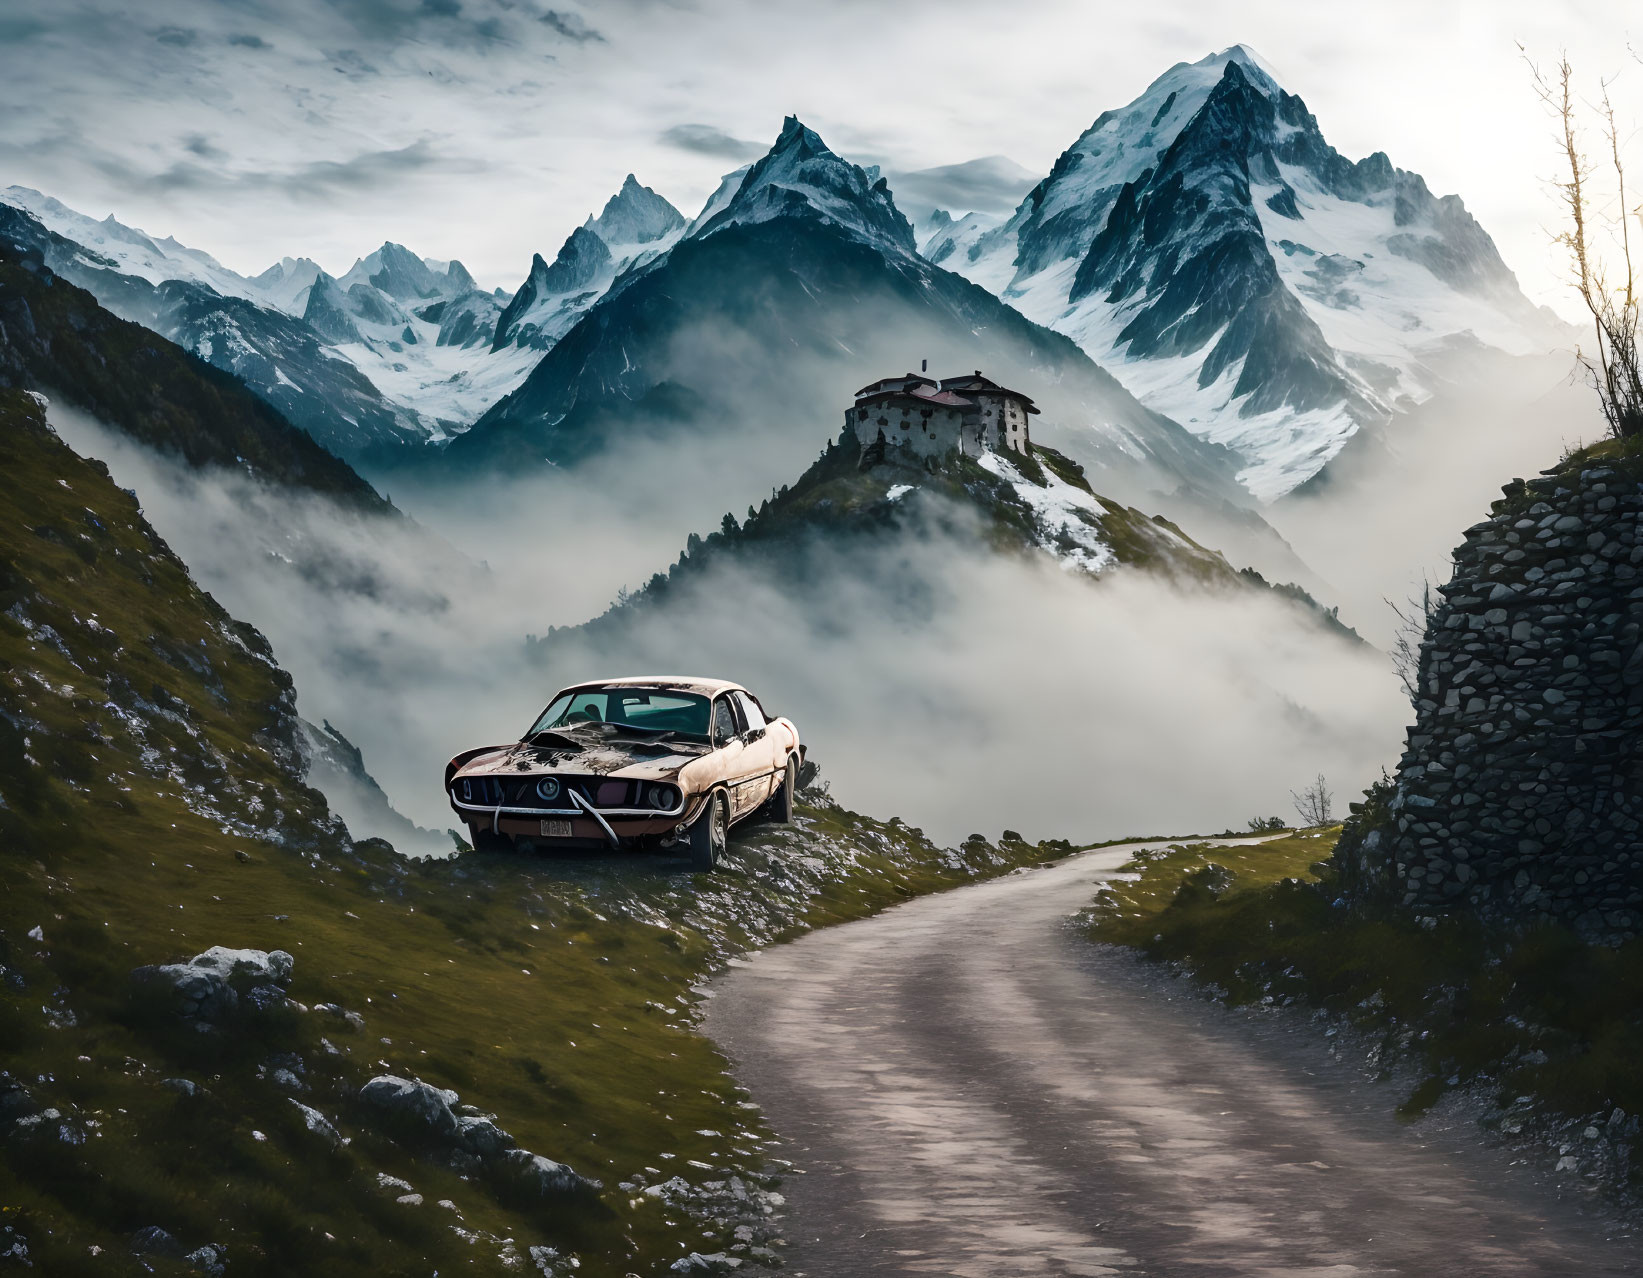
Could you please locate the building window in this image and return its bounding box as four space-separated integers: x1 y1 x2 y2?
877 417 888 426
858 409 868 419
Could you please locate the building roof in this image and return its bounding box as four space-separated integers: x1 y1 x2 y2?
853 372 931 397
939 370 1039 412
854 369 1038 413
856 384 973 409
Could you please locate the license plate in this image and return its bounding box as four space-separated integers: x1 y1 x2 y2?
541 819 573 838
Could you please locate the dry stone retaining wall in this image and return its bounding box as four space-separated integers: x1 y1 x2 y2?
1378 457 1643 942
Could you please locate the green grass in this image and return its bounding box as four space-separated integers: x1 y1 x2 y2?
1087 828 1643 1180
0 390 1080 1274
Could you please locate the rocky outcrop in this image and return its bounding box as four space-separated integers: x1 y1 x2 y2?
132 946 296 1024
1363 451 1643 941
357 1074 597 1197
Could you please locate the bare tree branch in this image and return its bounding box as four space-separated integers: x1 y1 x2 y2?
1524 46 1643 438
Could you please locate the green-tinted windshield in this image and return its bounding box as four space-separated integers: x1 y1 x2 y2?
526 687 711 740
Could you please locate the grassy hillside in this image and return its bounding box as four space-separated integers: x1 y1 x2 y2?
0 220 388 510
1085 818 1643 1196
0 390 1074 1275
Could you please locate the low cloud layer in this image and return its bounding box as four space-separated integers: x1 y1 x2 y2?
659 124 765 162
1270 349 1603 649
887 155 1039 220
50 402 1408 850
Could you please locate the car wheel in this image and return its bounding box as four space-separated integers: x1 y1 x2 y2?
767 757 796 824
689 791 728 872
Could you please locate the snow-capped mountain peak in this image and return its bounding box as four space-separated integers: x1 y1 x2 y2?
932 46 1567 499
336 242 473 304
690 115 917 258
491 176 686 353
252 255 324 315
1 185 261 303
587 174 686 249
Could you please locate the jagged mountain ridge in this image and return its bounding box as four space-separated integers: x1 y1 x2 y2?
924 46 1564 499
490 174 686 352
453 116 1259 530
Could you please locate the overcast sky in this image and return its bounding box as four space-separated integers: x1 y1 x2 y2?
0 0 1634 314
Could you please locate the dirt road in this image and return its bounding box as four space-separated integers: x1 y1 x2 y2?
704 841 1638 1276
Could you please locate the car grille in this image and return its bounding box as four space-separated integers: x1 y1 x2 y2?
455 774 642 810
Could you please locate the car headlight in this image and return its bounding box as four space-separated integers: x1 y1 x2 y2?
536 777 561 802
648 784 678 810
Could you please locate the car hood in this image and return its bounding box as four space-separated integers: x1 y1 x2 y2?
457 740 706 783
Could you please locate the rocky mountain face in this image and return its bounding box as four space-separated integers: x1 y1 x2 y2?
491 175 685 352
925 46 1564 499
1340 445 1643 942
0 222 389 508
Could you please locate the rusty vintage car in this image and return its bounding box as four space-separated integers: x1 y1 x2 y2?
444 676 803 870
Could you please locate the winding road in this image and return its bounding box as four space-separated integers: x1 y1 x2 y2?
704 841 1639 1276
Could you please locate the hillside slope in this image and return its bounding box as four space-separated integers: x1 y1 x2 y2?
0 390 1071 1275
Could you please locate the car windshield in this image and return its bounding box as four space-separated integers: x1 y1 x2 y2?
526 687 712 741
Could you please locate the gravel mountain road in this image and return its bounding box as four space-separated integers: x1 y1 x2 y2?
704 840 1639 1276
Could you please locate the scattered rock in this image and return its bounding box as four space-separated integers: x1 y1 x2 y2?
185 1243 226 1276
0 1073 40 1127
132 946 296 1025
315 1002 366 1032
671 1252 742 1273
9 1108 85 1148
359 1075 460 1141
289 1100 342 1149
496 1148 602 1200
130 1226 186 1258
161 1078 201 1098
456 1114 516 1159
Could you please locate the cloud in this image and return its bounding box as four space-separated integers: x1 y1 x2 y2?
182 133 230 162
539 8 603 42
886 155 1039 217
153 25 198 47
228 32 272 49
659 123 763 161
103 136 484 201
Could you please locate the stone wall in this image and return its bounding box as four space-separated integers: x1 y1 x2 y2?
847 403 973 459
1374 453 1643 943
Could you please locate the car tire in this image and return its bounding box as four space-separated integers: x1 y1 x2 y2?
689 791 728 872
767 757 796 824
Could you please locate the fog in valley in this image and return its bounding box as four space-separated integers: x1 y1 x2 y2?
1270 350 1601 648
49 394 1423 849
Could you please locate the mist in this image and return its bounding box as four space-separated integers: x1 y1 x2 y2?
48 396 1409 847
1268 349 1603 648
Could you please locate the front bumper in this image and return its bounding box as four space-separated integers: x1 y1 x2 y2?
451 792 711 845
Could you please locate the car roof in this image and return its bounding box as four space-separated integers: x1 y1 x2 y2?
559 675 747 697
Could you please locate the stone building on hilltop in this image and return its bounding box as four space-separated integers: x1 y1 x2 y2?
848 366 1038 461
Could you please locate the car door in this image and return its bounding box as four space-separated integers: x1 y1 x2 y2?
710 695 756 819
734 690 781 807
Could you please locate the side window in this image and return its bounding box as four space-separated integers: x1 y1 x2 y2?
735 691 766 731
739 686 768 726
712 697 738 745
